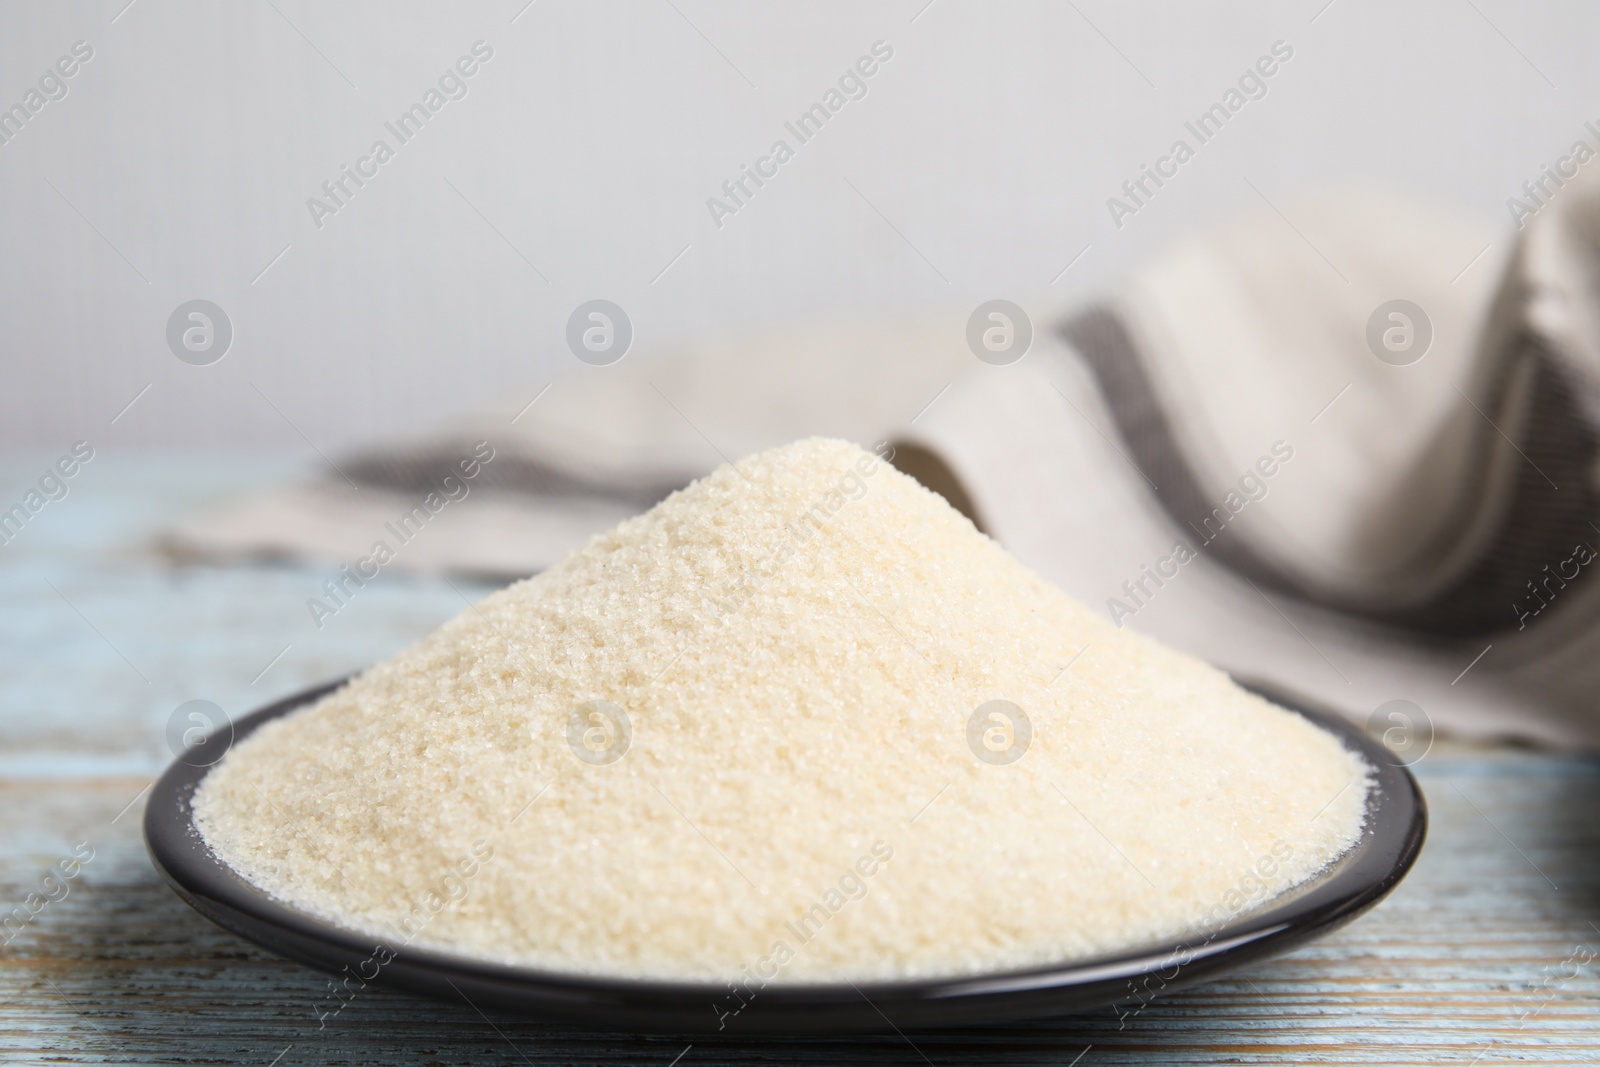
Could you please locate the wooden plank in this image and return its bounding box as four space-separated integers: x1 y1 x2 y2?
3 458 1598 1064
3 753 1597 1065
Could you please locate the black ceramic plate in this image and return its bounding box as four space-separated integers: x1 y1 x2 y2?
145 676 1425 1035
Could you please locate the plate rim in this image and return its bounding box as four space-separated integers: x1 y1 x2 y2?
144 675 1427 1034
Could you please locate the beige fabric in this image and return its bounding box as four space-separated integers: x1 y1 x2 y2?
898 344 1581 749
164 309 974 572
163 185 1600 750
1110 185 1508 610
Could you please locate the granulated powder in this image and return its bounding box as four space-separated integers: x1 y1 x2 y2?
194 438 1369 982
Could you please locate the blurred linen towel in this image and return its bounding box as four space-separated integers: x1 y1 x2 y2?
166 180 1600 750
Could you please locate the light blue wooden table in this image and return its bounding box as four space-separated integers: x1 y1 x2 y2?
3 455 1597 1065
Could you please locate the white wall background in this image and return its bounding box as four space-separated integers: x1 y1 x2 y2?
1 0 1594 451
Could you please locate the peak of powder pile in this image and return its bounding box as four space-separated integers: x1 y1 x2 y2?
195 437 1369 982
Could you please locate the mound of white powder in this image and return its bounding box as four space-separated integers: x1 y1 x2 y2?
194 437 1370 983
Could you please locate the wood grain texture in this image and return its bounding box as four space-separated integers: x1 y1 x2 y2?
3 457 1598 1065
